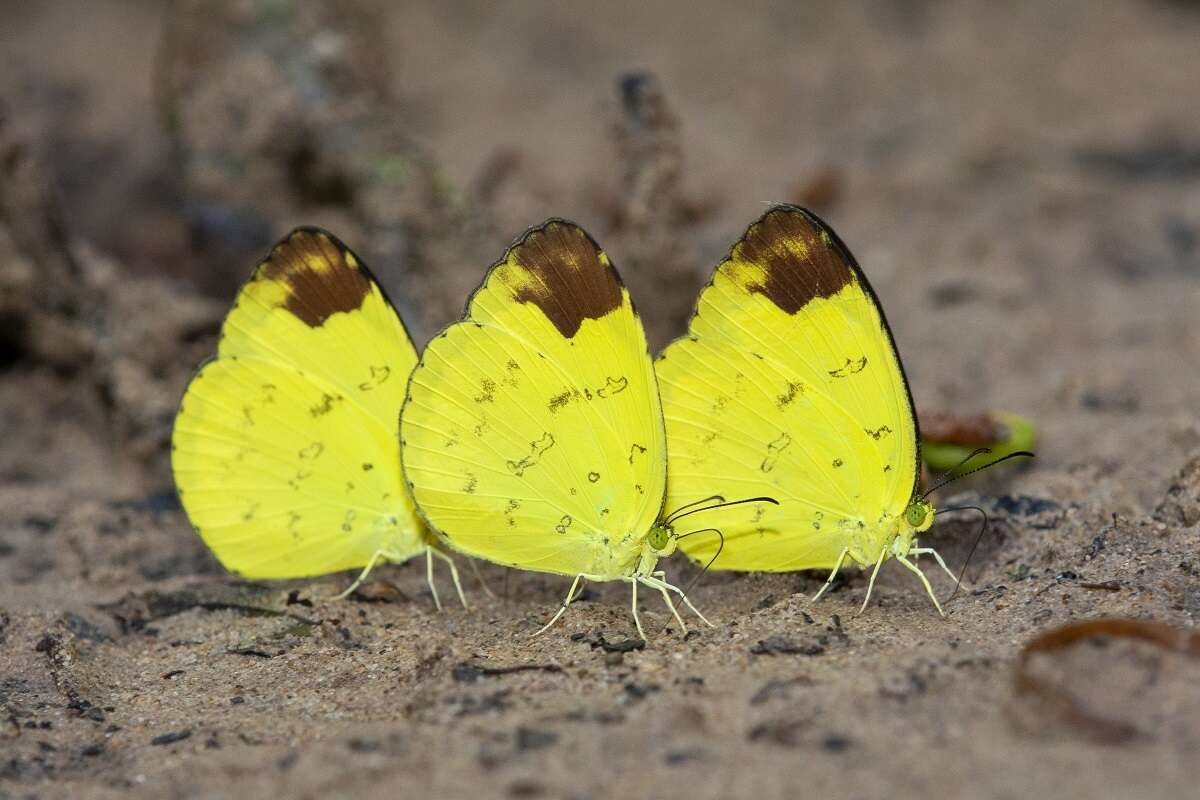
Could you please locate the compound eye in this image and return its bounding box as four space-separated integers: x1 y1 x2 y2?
905 502 928 528
648 525 670 551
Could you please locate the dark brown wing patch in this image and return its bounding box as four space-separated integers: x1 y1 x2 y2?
258 229 371 327
500 221 623 338
733 207 855 314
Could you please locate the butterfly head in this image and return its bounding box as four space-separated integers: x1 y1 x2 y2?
645 522 678 557
632 522 678 579
904 498 935 533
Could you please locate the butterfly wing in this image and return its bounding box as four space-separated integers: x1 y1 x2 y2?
172 229 428 578
401 221 665 580
657 205 920 571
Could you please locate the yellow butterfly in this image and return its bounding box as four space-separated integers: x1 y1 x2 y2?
658 205 960 615
171 228 466 607
400 220 764 637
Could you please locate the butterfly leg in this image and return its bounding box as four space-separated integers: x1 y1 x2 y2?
896 556 946 618
629 578 648 641
533 574 585 636
332 549 388 600
428 547 470 610
647 568 709 618
857 546 889 615
640 577 688 636
644 575 714 628
810 548 850 603
425 548 443 611
466 557 497 600
908 546 958 585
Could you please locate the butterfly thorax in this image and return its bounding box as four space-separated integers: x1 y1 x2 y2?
630 522 678 577
847 498 935 567
575 524 675 579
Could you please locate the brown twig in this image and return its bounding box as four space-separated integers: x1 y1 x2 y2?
1015 618 1200 743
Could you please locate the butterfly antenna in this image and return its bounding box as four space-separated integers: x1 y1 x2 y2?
664 495 726 524
675 527 726 594
922 450 1035 498
922 447 991 497
934 505 989 604
658 527 725 635
667 496 780 525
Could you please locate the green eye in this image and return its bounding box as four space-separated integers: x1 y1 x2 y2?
905 501 930 528
648 525 670 550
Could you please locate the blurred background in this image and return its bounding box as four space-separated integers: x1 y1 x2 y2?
2 1 1200 796
3 0 1198 562
1 2 1199 795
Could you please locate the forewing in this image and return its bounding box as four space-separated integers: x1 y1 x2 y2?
401 221 666 579
172 229 426 578
657 206 919 571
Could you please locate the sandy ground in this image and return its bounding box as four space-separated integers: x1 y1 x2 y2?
1 1 1199 798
